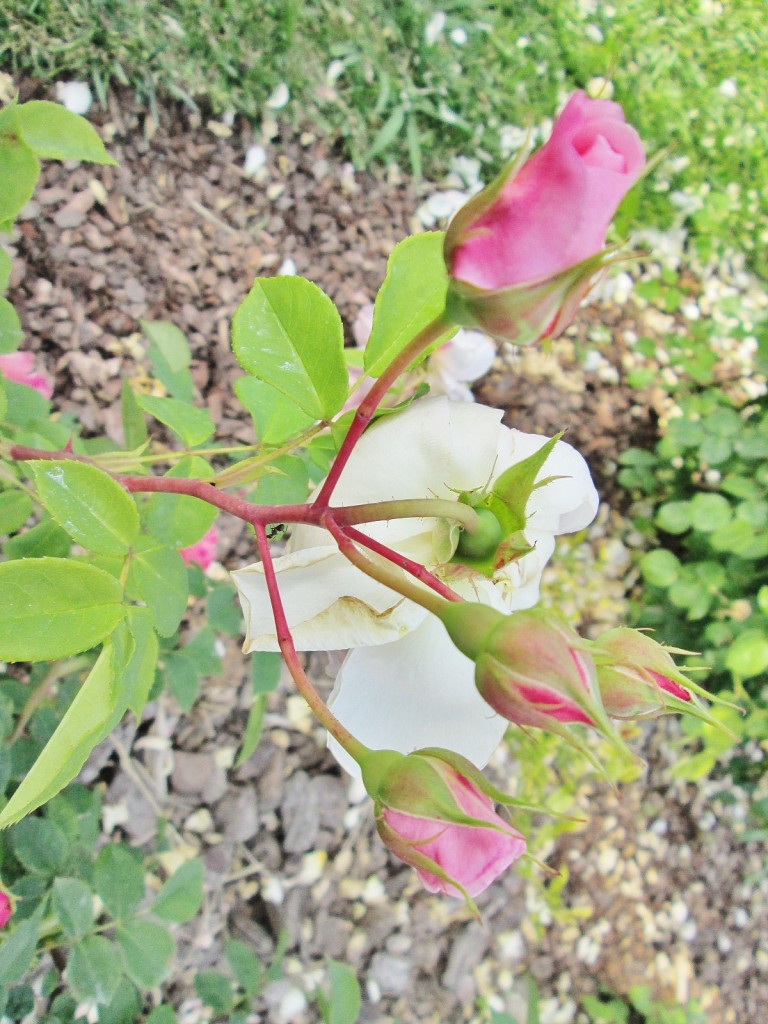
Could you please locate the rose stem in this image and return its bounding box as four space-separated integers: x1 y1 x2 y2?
253 522 368 762
313 312 452 508
343 526 463 603
322 513 452 618
8 446 476 534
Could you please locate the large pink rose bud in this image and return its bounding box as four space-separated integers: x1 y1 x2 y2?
444 91 645 345
439 603 630 764
0 888 12 929
0 351 53 400
359 747 525 905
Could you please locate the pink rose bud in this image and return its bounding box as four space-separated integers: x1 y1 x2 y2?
592 627 698 719
0 889 12 929
0 351 54 400
360 748 525 904
439 603 630 763
444 91 645 345
179 524 219 570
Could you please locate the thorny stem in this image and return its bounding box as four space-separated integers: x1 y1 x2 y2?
314 312 452 507
344 526 463 603
322 513 451 618
253 523 368 762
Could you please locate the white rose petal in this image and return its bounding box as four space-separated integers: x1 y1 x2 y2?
233 397 599 771
328 612 508 775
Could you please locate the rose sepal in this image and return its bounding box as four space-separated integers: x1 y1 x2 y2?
365 749 518 834
444 246 620 347
415 746 577 819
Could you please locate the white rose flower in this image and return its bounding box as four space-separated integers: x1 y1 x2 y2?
233 397 598 774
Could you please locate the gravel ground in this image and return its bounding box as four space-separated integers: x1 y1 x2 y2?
6 85 768 1023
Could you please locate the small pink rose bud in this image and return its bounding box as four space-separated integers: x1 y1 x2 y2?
439 604 630 762
444 91 645 345
179 525 219 571
592 627 697 719
0 888 12 929
0 351 53 400
360 747 525 904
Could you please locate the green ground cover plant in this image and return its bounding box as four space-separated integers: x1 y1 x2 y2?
1 1 767 271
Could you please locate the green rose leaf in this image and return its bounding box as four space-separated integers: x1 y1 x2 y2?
0 296 23 353
111 608 159 717
134 393 215 447
33 460 140 554
120 380 148 450
234 375 316 445
0 558 124 662
364 232 452 379
141 319 194 402
3 514 72 559
0 645 125 827
0 247 11 292
0 490 33 535
151 857 204 923
125 537 188 637
116 920 175 989
146 456 217 548
16 101 116 165
0 132 40 224
68 935 122 1005
232 275 347 420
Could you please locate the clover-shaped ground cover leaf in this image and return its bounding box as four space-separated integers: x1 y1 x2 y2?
116 920 175 989
0 558 124 662
364 232 453 378
232 275 347 420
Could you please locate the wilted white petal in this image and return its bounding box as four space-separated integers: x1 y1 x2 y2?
54 81 93 115
328 613 508 775
233 546 427 652
266 83 290 110
243 144 267 176
424 11 447 45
